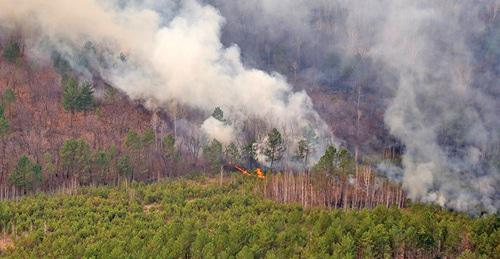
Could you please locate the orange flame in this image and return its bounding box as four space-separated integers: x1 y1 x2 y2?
255 168 266 179
234 165 266 179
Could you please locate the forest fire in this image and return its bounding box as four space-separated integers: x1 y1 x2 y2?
255 168 265 179
234 165 266 179
0 0 497 257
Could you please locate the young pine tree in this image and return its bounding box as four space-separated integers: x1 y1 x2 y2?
296 139 310 170
59 138 91 183
224 142 240 165
161 134 177 177
203 139 223 174
117 155 133 182
2 88 15 118
264 128 286 171
62 77 94 113
3 41 21 63
313 146 354 177
9 155 42 193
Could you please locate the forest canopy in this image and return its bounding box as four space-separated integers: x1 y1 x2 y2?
0 177 498 258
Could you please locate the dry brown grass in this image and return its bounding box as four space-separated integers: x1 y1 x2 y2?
143 204 161 214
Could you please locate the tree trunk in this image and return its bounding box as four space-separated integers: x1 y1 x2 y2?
219 165 223 186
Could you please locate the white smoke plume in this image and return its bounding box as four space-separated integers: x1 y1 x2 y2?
368 1 499 213
200 117 235 145
0 0 498 213
340 0 499 213
205 0 500 213
0 0 332 164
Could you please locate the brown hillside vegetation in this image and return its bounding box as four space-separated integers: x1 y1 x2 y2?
0 49 408 210
0 55 156 196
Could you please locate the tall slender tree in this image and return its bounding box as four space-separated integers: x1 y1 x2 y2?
161 134 177 177
59 139 91 184
296 139 310 171
225 142 240 165
203 139 223 174
0 106 9 184
264 128 286 171
116 155 133 182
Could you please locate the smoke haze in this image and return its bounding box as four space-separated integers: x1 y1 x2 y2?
209 0 500 213
0 0 498 213
0 0 332 161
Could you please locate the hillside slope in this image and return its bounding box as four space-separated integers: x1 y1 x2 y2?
0 54 159 195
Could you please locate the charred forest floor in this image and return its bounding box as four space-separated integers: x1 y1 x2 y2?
0 176 498 258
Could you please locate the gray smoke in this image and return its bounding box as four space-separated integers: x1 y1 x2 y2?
205 0 500 213
0 0 333 166
330 0 500 214
0 0 498 213
372 1 499 213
